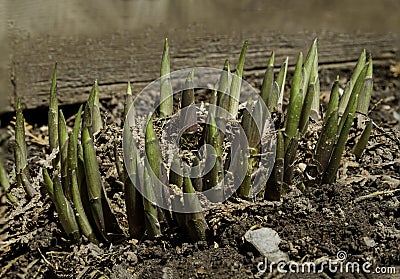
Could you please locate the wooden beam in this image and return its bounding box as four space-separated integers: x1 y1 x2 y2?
6 31 399 112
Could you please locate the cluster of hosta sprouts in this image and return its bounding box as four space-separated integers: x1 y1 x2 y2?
0 38 373 244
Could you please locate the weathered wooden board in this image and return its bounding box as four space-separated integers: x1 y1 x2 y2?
5 31 399 113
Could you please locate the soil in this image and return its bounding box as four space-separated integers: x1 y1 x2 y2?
0 63 399 279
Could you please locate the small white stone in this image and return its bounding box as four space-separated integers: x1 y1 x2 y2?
363 236 376 248
245 228 289 263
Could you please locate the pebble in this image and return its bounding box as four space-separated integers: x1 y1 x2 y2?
244 227 289 263
363 236 377 248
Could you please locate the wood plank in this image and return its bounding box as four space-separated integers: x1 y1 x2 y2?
7 31 399 112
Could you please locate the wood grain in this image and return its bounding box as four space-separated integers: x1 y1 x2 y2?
6 31 399 113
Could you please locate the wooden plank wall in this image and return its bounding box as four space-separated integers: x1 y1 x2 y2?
2 0 399 113
8 32 398 112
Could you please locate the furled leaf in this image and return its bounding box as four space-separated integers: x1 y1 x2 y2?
0 156 18 204
14 99 36 198
260 52 275 109
299 82 316 134
283 132 299 184
48 63 59 158
58 109 69 196
53 175 81 242
338 63 368 134
143 166 162 238
264 130 284 201
357 55 373 115
160 38 173 118
325 77 340 123
182 176 208 241
123 126 146 239
301 38 318 101
352 119 373 159
123 81 133 121
323 97 358 184
315 110 338 174
284 52 303 150
228 41 247 117
145 115 163 180
338 49 366 115
216 59 231 117
202 112 223 191
276 57 289 109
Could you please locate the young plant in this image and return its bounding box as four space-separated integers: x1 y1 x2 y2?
48 63 58 167
228 41 247 117
40 68 122 243
160 38 173 118
0 155 18 204
263 41 373 198
202 112 223 192
284 52 303 151
14 99 36 198
123 81 133 121
15 38 374 245
82 97 123 242
338 49 366 115
310 77 340 177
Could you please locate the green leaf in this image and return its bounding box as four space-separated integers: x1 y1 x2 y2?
283 131 299 184
88 80 103 134
15 99 27 169
160 38 173 118
357 55 373 115
82 123 124 242
0 156 18 204
352 119 372 159
67 106 98 244
260 52 275 109
14 99 36 198
203 112 223 191
284 52 303 150
48 63 59 155
325 77 340 123
182 176 208 241
350 49 367 91
53 175 81 242
299 82 316 134
123 127 146 239
181 69 195 109
82 125 106 240
315 110 338 174
338 49 366 114
114 141 126 184
276 57 289 110
191 154 203 192
301 38 318 100
228 41 247 117
216 59 232 116
310 49 320 121
169 153 183 188
123 81 133 121
264 130 284 201
323 97 358 184
42 167 54 201
143 166 162 238
338 63 368 134
58 109 69 194
145 115 163 180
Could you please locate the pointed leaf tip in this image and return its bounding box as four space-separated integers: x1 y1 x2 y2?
268 51 275 66
127 81 132 94
17 98 22 110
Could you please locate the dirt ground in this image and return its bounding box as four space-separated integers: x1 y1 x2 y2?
0 62 399 278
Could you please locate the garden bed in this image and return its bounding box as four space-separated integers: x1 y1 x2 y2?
0 59 399 279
